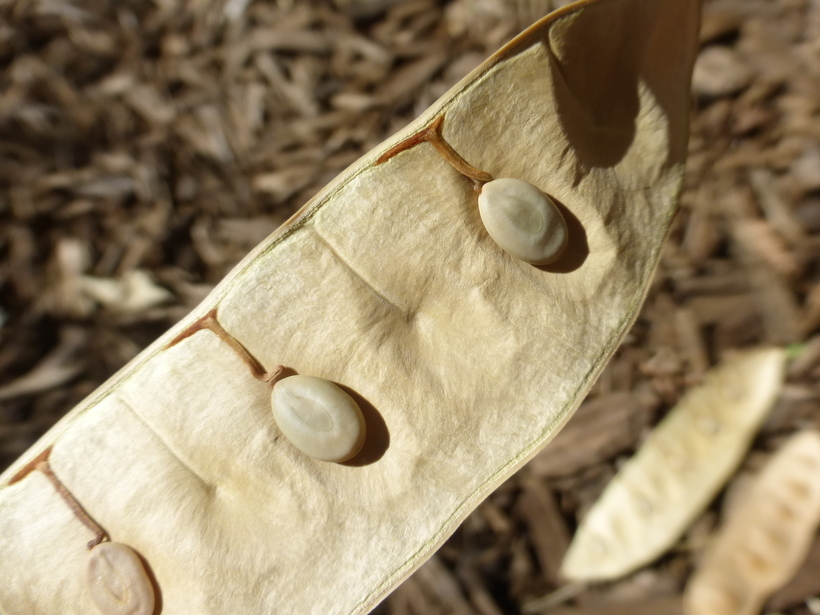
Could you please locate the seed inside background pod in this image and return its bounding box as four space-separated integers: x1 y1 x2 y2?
271 375 366 462
477 178 568 265
86 542 155 615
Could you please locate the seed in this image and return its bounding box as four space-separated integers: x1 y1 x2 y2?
477 178 568 265
271 375 366 462
87 542 155 615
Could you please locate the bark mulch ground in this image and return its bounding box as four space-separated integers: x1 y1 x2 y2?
1 0 820 613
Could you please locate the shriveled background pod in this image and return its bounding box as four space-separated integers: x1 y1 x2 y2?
561 348 786 582
684 430 820 615
0 0 701 613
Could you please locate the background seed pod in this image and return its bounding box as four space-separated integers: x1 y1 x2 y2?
683 430 820 615
561 348 786 582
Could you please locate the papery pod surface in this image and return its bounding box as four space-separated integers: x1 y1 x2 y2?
0 0 701 613
684 430 820 615
562 348 786 582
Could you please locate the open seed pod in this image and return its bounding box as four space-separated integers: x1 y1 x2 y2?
562 348 787 582
684 430 820 615
0 1 701 613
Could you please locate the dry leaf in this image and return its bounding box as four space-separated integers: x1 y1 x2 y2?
0 328 87 402
562 348 786 582
684 430 820 615
0 0 701 613
78 270 174 313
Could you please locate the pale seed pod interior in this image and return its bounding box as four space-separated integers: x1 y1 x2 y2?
271 375 366 462
477 178 568 265
86 542 155 615
0 0 703 611
684 430 820 615
684 577 756 615
561 348 786 582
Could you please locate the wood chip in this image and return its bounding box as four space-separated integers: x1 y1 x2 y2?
528 393 653 479
518 478 571 586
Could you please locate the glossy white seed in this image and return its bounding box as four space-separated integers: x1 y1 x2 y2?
477 178 568 265
271 375 366 462
87 542 155 615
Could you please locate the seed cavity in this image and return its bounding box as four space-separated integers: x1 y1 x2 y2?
271 375 366 462
87 542 155 615
478 178 568 265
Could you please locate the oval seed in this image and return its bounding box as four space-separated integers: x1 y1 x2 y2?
86 542 155 615
271 375 366 462
477 178 568 265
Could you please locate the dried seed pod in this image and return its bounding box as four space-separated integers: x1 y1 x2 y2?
87 542 155 615
0 0 703 611
561 348 786 582
271 375 366 462
477 178 568 265
684 431 820 615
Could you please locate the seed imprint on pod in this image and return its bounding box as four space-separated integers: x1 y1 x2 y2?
87 542 155 615
478 178 568 265
271 375 366 462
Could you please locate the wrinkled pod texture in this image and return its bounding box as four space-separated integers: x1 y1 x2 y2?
87 542 155 615
477 178 568 265
684 430 820 615
271 375 366 462
0 0 703 612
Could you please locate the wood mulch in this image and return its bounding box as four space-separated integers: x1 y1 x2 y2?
1 0 819 613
